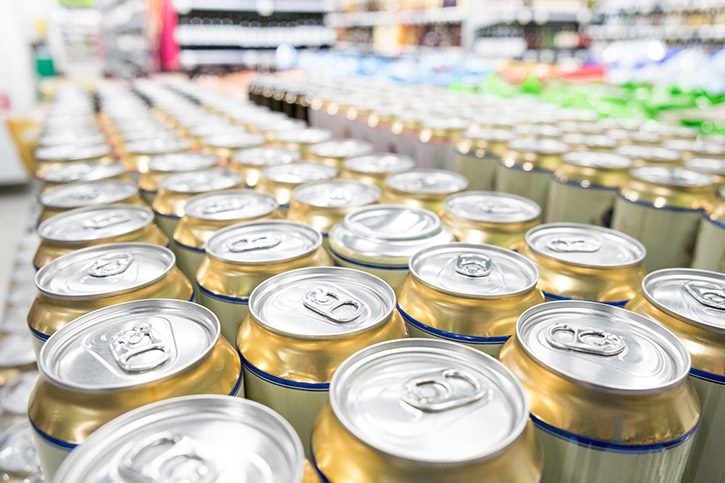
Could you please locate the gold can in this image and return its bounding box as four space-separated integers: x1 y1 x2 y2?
398 243 544 356
340 153 415 189
197 221 331 344
138 152 219 203
454 128 514 191
560 133 617 152
307 139 374 171
34 205 168 270
238 266 405 456
256 163 337 214
273 128 333 156
546 151 632 225
499 301 700 483
201 132 266 161
390 110 425 158
416 117 468 170
37 162 129 193
691 186 725 272
33 144 114 177
28 299 242 480
122 138 191 174
612 166 716 272
685 157 725 188
614 145 681 167
230 147 301 188
311 338 543 482
188 121 240 147
382 169 468 213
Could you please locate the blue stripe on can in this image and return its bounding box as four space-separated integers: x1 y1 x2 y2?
703 213 725 229
237 349 329 392
328 246 408 270
188 289 195 302
174 239 206 253
552 176 619 191
309 439 333 483
27 323 50 342
197 283 249 304
29 418 77 450
498 162 551 174
153 211 181 219
690 367 725 385
616 194 705 213
397 304 510 345
229 350 244 396
542 291 629 307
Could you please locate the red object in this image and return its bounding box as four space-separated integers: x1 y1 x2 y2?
0 93 10 111
160 0 180 71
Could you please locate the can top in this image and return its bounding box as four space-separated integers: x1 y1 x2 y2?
206 220 320 265
643 269 725 334
39 162 125 184
410 243 538 299
147 153 219 173
512 125 562 138
261 162 337 184
0 423 41 476
39 299 219 392
249 267 395 339
35 143 111 162
124 138 190 155
385 169 468 195
38 130 106 147
188 122 238 139
38 205 154 244
255 118 306 133
630 166 715 188
561 133 617 149
40 180 138 209
330 339 528 463
230 147 300 166
158 169 242 194
685 157 725 176
343 153 415 174
614 145 679 163
462 127 515 143
517 301 690 394
0 334 35 368
526 223 646 268
507 138 568 155
54 396 303 483
645 124 699 139
664 139 725 157
561 151 632 169
36 243 175 300
609 129 660 144
274 128 333 145
0 370 38 415
184 190 278 222
443 191 541 224
292 180 380 208
308 139 374 159
202 132 265 149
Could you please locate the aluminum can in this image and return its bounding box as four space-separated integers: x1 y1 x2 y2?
152 168 244 238
38 130 105 148
497 139 568 220
609 129 662 147
416 117 468 170
560 133 617 152
230 147 301 188
440 191 541 250
0 423 42 482
202 132 266 161
257 163 337 214
0 334 35 386
38 180 145 226
614 145 681 167
238 266 405 456
664 139 725 160
122 138 191 174
28 299 242 480
398 244 544 355
311 338 543 482
646 124 700 141
54 395 307 483
519 223 646 305
612 166 716 272
27 243 193 355
307 139 374 170
626 269 725 482
34 144 114 176
197 221 331 344
37 162 129 193
390 111 425 158
254 118 307 143
454 128 514 191
691 186 725 272
685 157 725 188
328 204 453 289
557 120 605 135
273 128 333 156
547 151 632 225
366 105 398 152
498 301 700 483
382 169 468 213
340 153 415 188
34 205 168 269
174 190 281 279
188 121 240 148
512 124 562 140
138 152 219 203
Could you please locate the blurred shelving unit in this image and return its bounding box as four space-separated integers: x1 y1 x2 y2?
98 0 158 78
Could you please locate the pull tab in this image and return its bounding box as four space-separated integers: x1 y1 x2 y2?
71 186 101 201
545 323 626 356
110 325 171 373
455 254 492 278
685 282 725 310
402 368 487 412
477 201 521 215
56 164 91 181
89 253 134 277
226 235 280 253
82 211 130 230
324 188 352 206
545 236 601 253
120 433 217 483
303 288 364 323
405 175 438 191
170 175 213 192
202 198 248 215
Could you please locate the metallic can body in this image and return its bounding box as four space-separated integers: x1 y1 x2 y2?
34 144 114 177
273 128 334 157
307 139 374 170
229 147 301 188
38 162 130 193
340 153 415 189
453 129 513 191
496 165 551 218
381 169 468 214
121 139 191 174
691 212 725 272
256 163 338 215
138 153 220 204
416 119 467 170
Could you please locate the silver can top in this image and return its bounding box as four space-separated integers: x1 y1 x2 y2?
664 139 725 157
38 205 155 244
230 147 300 166
261 162 337 184
410 243 539 299
158 169 242 194
38 131 106 148
443 191 541 224
330 339 529 463
630 166 715 187
35 243 175 301
507 138 568 155
274 128 333 145
184 190 278 222
561 134 617 149
685 158 725 177
35 143 111 162
385 169 468 195
124 138 190 155
189 122 239 139
38 299 219 393
0 370 38 415
614 145 680 163
206 220 321 265
462 127 515 143
203 132 265 149
525 223 645 268
147 153 219 173
0 334 35 368
343 153 415 175
250 267 395 339
53 396 304 483
643 269 725 334
517 301 690 394
39 162 125 184
561 151 632 169
41 180 138 209
309 139 374 159
292 180 380 208
0 423 42 477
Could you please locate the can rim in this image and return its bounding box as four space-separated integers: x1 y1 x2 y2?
40 180 139 209
37 205 154 244
38 162 126 184
184 190 279 222
291 180 381 209
384 169 469 195
443 191 541 223
342 153 415 175
260 162 338 185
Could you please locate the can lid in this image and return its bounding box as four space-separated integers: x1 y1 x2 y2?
125 138 190 155
343 153 415 174
386 169 468 195
664 139 725 157
615 145 679 163
274 128 333 144
35 143 111 162
643 269 725 334
330 339 529 463
561 151 632 169
39 299 219 392
508 138 568 154
261 162 337 184
189 122 239 139
250 267 395 339
410 243 539 299
292 180 380 208
40 180 138 209
0 334 35 368
609 129 660 143
184 190 278 221
159 169 242 194
38 205 154 243
39 162 125 184
0 371 38 415
148 153 219 173
561 133 617 149
685 157 725 176
462 127 515 143
444 191 541 223
230 147 300 166
38 131 106 147
36 243 175 300
206 220 320 265
0 423 41 475
517 301 690 394
53 396 304 483
203 132 265 149
255 118 306 133
308 139 374 159
630 166 715 187
526 223 645 268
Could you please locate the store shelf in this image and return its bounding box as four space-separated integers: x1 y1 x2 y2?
597 1 725 14
175 24 336 48
173 0 334 14
325 7 467 27
586 23 725 41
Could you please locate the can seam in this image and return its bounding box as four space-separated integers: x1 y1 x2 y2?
616 194 705 213
690 367 725 385
238 349 329 391
398 304 510 344
174 239 206 253
702 214 725 228
329 246 408 270
197 283 249 304
29 418 78 450
552 176 620 191
542 291 629 307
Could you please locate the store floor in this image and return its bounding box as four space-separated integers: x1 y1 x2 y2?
0 184 33 308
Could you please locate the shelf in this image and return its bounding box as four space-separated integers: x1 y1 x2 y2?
597 1 725 15
173 0 334 14
325 7 467 27
175 25 336 48
334 41 463 57
179 47 326 66
585 23 725 41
